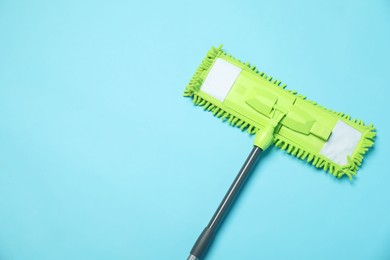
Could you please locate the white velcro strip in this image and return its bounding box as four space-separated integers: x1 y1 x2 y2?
320 120 362 166
200 58 242 102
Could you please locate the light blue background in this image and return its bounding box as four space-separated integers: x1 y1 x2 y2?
0 0 389 259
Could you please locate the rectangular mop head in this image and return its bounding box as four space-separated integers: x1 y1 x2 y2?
184 45 376 179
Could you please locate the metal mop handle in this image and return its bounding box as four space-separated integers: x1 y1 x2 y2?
187 146 262 260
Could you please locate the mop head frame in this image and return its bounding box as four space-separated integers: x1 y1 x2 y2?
184 45 376 179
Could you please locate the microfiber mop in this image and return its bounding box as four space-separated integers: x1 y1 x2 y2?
183 45 376 260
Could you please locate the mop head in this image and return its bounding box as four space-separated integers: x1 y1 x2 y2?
184 45 376 179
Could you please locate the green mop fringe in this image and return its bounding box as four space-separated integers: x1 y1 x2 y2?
184 45 376 180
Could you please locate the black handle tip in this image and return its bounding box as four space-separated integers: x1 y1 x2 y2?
190 228 215 259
